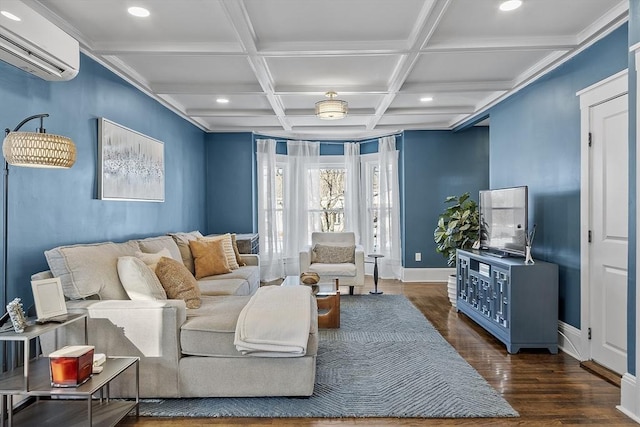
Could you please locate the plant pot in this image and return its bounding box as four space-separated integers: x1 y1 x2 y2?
447 274 457 308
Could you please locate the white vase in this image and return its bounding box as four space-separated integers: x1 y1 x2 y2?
447 274 457 308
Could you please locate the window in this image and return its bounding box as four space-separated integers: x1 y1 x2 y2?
362 154 380 253
276 155 346 247
312 165 345 232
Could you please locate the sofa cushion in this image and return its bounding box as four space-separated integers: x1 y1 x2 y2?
117 256 167 301
155 257 201 309
312 244 355 264
45 241 139 300
202 265 260 291
137 236 182 262
167 231 203 275
189 239 232 279
180 296 251 357
197 278 253 296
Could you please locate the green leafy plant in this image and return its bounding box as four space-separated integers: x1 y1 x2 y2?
433 192 480 267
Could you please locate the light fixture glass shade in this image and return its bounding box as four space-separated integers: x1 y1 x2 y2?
2 131 77 168
315 92 348 120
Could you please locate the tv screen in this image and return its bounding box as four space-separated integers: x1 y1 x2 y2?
479 186 528 257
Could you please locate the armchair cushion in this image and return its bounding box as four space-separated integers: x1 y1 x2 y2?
312 244 355 264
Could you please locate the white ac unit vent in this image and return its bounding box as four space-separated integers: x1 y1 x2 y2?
0 1 79 81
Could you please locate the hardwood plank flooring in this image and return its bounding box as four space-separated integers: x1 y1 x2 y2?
119 279 634 426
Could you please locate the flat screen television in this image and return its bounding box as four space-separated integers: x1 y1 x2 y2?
479 186 528 257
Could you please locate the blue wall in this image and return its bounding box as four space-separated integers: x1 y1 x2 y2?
402 128 490 268
0 55 207 308
488 24 629 328
205 132 255 234
206 130 488 269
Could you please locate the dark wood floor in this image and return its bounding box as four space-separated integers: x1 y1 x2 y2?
120 279 635 426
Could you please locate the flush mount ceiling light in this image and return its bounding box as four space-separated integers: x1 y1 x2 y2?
128 6 150 17
216 98 229 104
420 96 434 102
3 114 76 168
499 0 522 11
315 91 348 120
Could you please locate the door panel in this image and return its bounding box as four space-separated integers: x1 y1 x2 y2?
589 93 628 375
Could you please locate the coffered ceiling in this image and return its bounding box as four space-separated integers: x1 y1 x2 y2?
23 0 628 140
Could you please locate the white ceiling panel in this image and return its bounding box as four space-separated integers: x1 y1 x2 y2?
266 55 402 89
18 0 629 139
117 55 259 86
408 50 560 84
431 0 624 43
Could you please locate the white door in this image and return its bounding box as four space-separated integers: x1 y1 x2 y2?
589 93 628 375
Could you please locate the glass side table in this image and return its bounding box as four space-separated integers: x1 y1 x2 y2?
367 254 385 295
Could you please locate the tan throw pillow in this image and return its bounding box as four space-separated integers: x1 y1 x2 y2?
135 248 172 272
200 234 239 270
231 234 246 267
117 256 167 300
312 244 356 264
155 257 201 309
189 239 232 279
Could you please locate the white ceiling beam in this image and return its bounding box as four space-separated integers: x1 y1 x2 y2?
400 81 512 93
577 1 628 44
367 0 453 131
153 83 264 95
221 0 291 131
385 106 475 115
423 36 577 52
188 109 275 117
91 42 243 55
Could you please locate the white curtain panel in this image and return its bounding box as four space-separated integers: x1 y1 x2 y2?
377 136 402 279
256 139 284 282
343 142 362 244
284 141 319 275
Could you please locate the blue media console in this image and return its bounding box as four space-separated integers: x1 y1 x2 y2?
456 249 559 354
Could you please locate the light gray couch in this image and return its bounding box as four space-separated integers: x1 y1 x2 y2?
36 233 318 398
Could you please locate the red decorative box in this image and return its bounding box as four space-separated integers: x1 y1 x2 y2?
49 345 95 387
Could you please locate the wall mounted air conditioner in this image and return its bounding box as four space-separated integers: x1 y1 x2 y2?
0 0 79 81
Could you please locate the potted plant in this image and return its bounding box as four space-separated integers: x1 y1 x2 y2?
433 192 480 306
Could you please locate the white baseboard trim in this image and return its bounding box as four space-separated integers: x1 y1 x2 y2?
401 268 455 283
557 321 584 361
619 373 640 422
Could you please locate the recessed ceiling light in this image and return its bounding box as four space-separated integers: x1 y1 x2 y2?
1 11 21 21
216 98 229 104
499 0 522 11
128 6 150 17
420 96 434 102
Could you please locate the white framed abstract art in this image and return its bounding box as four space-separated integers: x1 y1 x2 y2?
98 118 165 202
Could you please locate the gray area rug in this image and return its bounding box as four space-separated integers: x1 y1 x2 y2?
138 295 519 418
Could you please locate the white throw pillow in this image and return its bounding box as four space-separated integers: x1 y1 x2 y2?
117 256 167 300
135 248 173 272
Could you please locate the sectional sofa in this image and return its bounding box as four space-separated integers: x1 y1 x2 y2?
36 232 318 398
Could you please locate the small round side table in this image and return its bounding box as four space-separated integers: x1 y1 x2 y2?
368 254 385 295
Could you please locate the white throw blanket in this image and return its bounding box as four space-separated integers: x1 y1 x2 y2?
234 285 311 357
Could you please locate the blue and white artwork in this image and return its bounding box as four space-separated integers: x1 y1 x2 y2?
98 118 164 202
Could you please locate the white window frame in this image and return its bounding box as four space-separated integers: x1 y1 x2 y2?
361 152 380 254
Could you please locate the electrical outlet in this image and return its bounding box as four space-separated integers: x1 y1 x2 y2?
415 252 421 262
